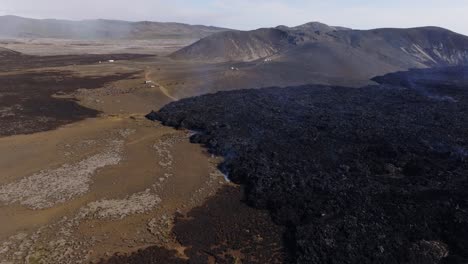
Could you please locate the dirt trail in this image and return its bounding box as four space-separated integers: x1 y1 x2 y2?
145 70 179 101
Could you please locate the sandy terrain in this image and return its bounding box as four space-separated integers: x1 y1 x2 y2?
0 38 196 56
0 41 232 263
0 116 228 263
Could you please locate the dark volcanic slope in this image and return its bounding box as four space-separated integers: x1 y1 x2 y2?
148 67 468 263
0 47 21 57
173 23 468 65
276 21 351 33
336 27 468 67
171 23 468 81
170 22 350 62
373 65 468 86
171 28 292 61
0 15 229 39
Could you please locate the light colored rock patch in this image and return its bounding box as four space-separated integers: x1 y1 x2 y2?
153 132 188 170
151 132 189 191
0 140 124 209
0 216 96 264
118 128 136 138
154 138 174 168
79 189 161 219
147 214 173 244
0 104 23 118
0 189 161 263
412 44 437 63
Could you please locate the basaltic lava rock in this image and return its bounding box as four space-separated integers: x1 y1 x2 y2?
148 66 468 264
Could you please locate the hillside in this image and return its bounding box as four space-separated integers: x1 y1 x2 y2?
0 15 229 40
0 47 21 57
277 21 350 33
171 28 292 61
335 27 468 67
171 23 468 80
170 22 352 61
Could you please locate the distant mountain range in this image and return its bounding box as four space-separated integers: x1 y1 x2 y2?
0 47 21 57
0 15 230 39
172 22 468 80
2 16 468 84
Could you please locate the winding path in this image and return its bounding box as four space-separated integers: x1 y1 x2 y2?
145 70 178 101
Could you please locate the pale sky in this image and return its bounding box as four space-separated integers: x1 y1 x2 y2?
1 0 467 35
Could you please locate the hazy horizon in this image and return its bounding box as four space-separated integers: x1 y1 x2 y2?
0 0 467 35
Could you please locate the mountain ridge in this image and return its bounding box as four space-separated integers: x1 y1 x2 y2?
172 22 468 62
0 15 231 39
171 22 468 81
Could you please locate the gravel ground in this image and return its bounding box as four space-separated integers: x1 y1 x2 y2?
0 139 124 209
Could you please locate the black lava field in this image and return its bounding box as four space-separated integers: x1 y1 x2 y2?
148 66 468 264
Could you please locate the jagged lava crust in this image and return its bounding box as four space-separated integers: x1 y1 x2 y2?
148 67 468 263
